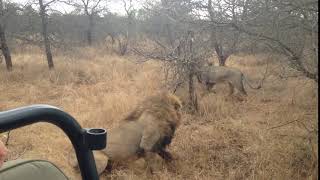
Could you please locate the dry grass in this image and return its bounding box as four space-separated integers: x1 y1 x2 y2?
0 47 318 180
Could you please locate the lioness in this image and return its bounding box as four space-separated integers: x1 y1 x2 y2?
196 65 261 96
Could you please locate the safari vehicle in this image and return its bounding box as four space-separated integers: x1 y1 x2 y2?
0 105 107 180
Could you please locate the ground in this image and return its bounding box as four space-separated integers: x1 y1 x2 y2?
0 47 318 180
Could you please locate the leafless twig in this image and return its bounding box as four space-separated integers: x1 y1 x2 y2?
267 119 299 130
5 131 10 145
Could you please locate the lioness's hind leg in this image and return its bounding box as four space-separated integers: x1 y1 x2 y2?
239 82 247 96
233 80 247 96
200 82 215 98
206 82 215 91
206 82 216 93
228 82 235 95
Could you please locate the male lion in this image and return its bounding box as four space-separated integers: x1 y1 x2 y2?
74 92 182 175
196 65 262 96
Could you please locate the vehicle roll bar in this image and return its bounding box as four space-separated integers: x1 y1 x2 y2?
0 104 106 180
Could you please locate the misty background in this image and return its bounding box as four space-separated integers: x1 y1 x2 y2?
0 0 318 82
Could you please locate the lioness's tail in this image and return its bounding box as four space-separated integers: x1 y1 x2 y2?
241 74 262 89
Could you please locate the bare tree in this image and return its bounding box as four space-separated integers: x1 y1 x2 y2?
39 0 55 69
132 0 213 112
133 29 211 113
159 0 175 48
205 0 242 66
142 0 187 49
65 0 107 46
185 31 199 112
0 0 12 71
117 0 136 55
231 0 318 81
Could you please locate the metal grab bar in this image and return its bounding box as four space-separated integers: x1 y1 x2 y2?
0 104 107 180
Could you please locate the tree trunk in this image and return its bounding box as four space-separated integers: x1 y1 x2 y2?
161 0 174 48
218 55 228 66
39 0 54 69
188 72 198 113
187 31 198 113
211 28 230 66
0 25 12 71
87 30 92 46
118 37 128 56
87 15 94 46
0 0 12 71
166 23 174 48
214 43 229 66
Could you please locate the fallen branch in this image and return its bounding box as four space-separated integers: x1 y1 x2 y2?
5 131 10 145
267 119 299 130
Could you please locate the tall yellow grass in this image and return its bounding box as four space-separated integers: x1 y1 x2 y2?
0 47 318 180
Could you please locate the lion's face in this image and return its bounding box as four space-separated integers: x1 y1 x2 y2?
165 93 182 127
